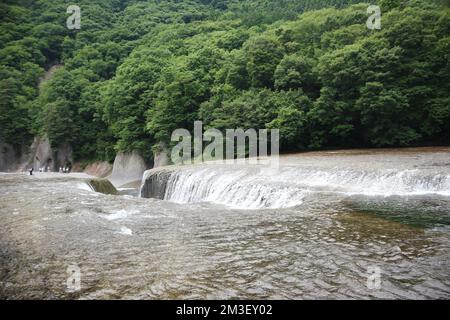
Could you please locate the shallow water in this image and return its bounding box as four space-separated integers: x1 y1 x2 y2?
0 148 449 299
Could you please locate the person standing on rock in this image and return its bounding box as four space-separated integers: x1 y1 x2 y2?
29 168 33 176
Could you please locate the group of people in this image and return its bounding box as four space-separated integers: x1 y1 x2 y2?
59 167 71 173
28 166 71 175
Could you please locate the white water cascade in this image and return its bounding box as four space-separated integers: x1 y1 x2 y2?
161 165 450 209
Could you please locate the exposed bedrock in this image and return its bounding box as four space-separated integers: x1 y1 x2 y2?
29 137 53 170
82 161 113 178
0 136 74 172
109 150 149 188
23 137 73 172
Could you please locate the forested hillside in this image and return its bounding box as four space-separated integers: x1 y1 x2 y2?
0 0 449 164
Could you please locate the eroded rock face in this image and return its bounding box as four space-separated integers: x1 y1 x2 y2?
109 150 148 187
139 167 176 199
29 137 53 170
83 161 113 178
0 137 56 172
18 137 74 172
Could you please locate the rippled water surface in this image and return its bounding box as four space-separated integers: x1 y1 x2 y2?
1 148 449 299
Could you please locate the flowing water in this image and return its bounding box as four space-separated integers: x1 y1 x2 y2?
0 148 449 299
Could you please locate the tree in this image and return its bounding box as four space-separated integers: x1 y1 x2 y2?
274 54 317 94
244 35 284 88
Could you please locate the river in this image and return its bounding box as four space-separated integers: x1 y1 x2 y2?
0 148 449 299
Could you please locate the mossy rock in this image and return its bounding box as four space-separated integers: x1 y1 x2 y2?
86 178 118 195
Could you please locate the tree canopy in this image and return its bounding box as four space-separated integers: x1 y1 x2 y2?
0 0 448 163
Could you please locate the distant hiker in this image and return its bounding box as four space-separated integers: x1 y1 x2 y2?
29 168 33 176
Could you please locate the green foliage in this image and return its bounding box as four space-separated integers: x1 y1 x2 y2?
0 0 449 164
244 35 284 88
274 54 317 93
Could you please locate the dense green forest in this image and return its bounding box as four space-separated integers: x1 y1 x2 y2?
0 0 449 164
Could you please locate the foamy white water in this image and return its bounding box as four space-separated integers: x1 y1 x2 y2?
164 168 309 209
161 149 450 209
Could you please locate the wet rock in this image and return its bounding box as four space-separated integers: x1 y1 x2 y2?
86 178 118 195
140 167 177 199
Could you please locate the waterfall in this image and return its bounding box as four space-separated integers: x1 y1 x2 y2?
156 166 450 209
164 167 309 209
